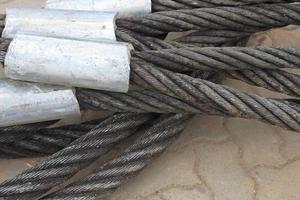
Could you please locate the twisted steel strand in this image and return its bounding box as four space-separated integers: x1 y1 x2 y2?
116 3 300 36
130 60 300 131
225 69 300 97
77 89 227 116
152 0 298 11
42 114 192 200
134 46 300 71
116 29 249 50
175 30 251 47
116 31 300 97
0 121 94 144
78 80 300 131
0 113 154 200
0 122 100 158
0 121 58 137
116 29 188 51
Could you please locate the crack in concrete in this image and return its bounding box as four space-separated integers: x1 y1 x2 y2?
223 118 258 200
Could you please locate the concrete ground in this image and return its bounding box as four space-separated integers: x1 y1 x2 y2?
1 1 300 200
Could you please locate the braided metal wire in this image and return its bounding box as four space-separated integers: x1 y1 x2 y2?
134 46 300 71
130 60 300 131
0 121 100 158
42 114 192 200
117 3 300 36
152 0 298 11
0 113 154 200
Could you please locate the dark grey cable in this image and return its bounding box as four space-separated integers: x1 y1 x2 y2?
0 113 154 200
117 4 300 36
0 121 101 158
130 60 300 131
134 46 300 71
42 114 192 200
152 0 298 11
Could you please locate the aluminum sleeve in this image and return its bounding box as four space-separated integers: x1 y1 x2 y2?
2 8 117 41
0 79 80 127
4 34 131 92
46 0 152 17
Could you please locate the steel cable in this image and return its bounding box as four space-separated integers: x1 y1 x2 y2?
116 29 249 50
130 60 300 131
0 113 154 200
224 69 300 97
77 89 226 115
77 86 300 120
41 114 192 200
152 0 299 11
0 121 101 158
134 46 300 71
174 30 251 47
116 30 300 97
116 3 300 36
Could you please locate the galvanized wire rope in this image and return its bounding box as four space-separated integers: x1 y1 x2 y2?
174 30 251 47
116 30 300 97
0 113 155 200
224 69 300 97
116 29 249 50
0 121 100 158
130 60 300 131
41 114 192 200
77 83 300 118
152 0 299 11
134 46 300 71
77 89 226 115
116 3 300 36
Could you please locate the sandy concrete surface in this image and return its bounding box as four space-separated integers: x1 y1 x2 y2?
1 1 300 200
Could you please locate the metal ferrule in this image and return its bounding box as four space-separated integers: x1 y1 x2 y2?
4 34 132 92
0 79 81 127
46 0 152 17
2 8 117 41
